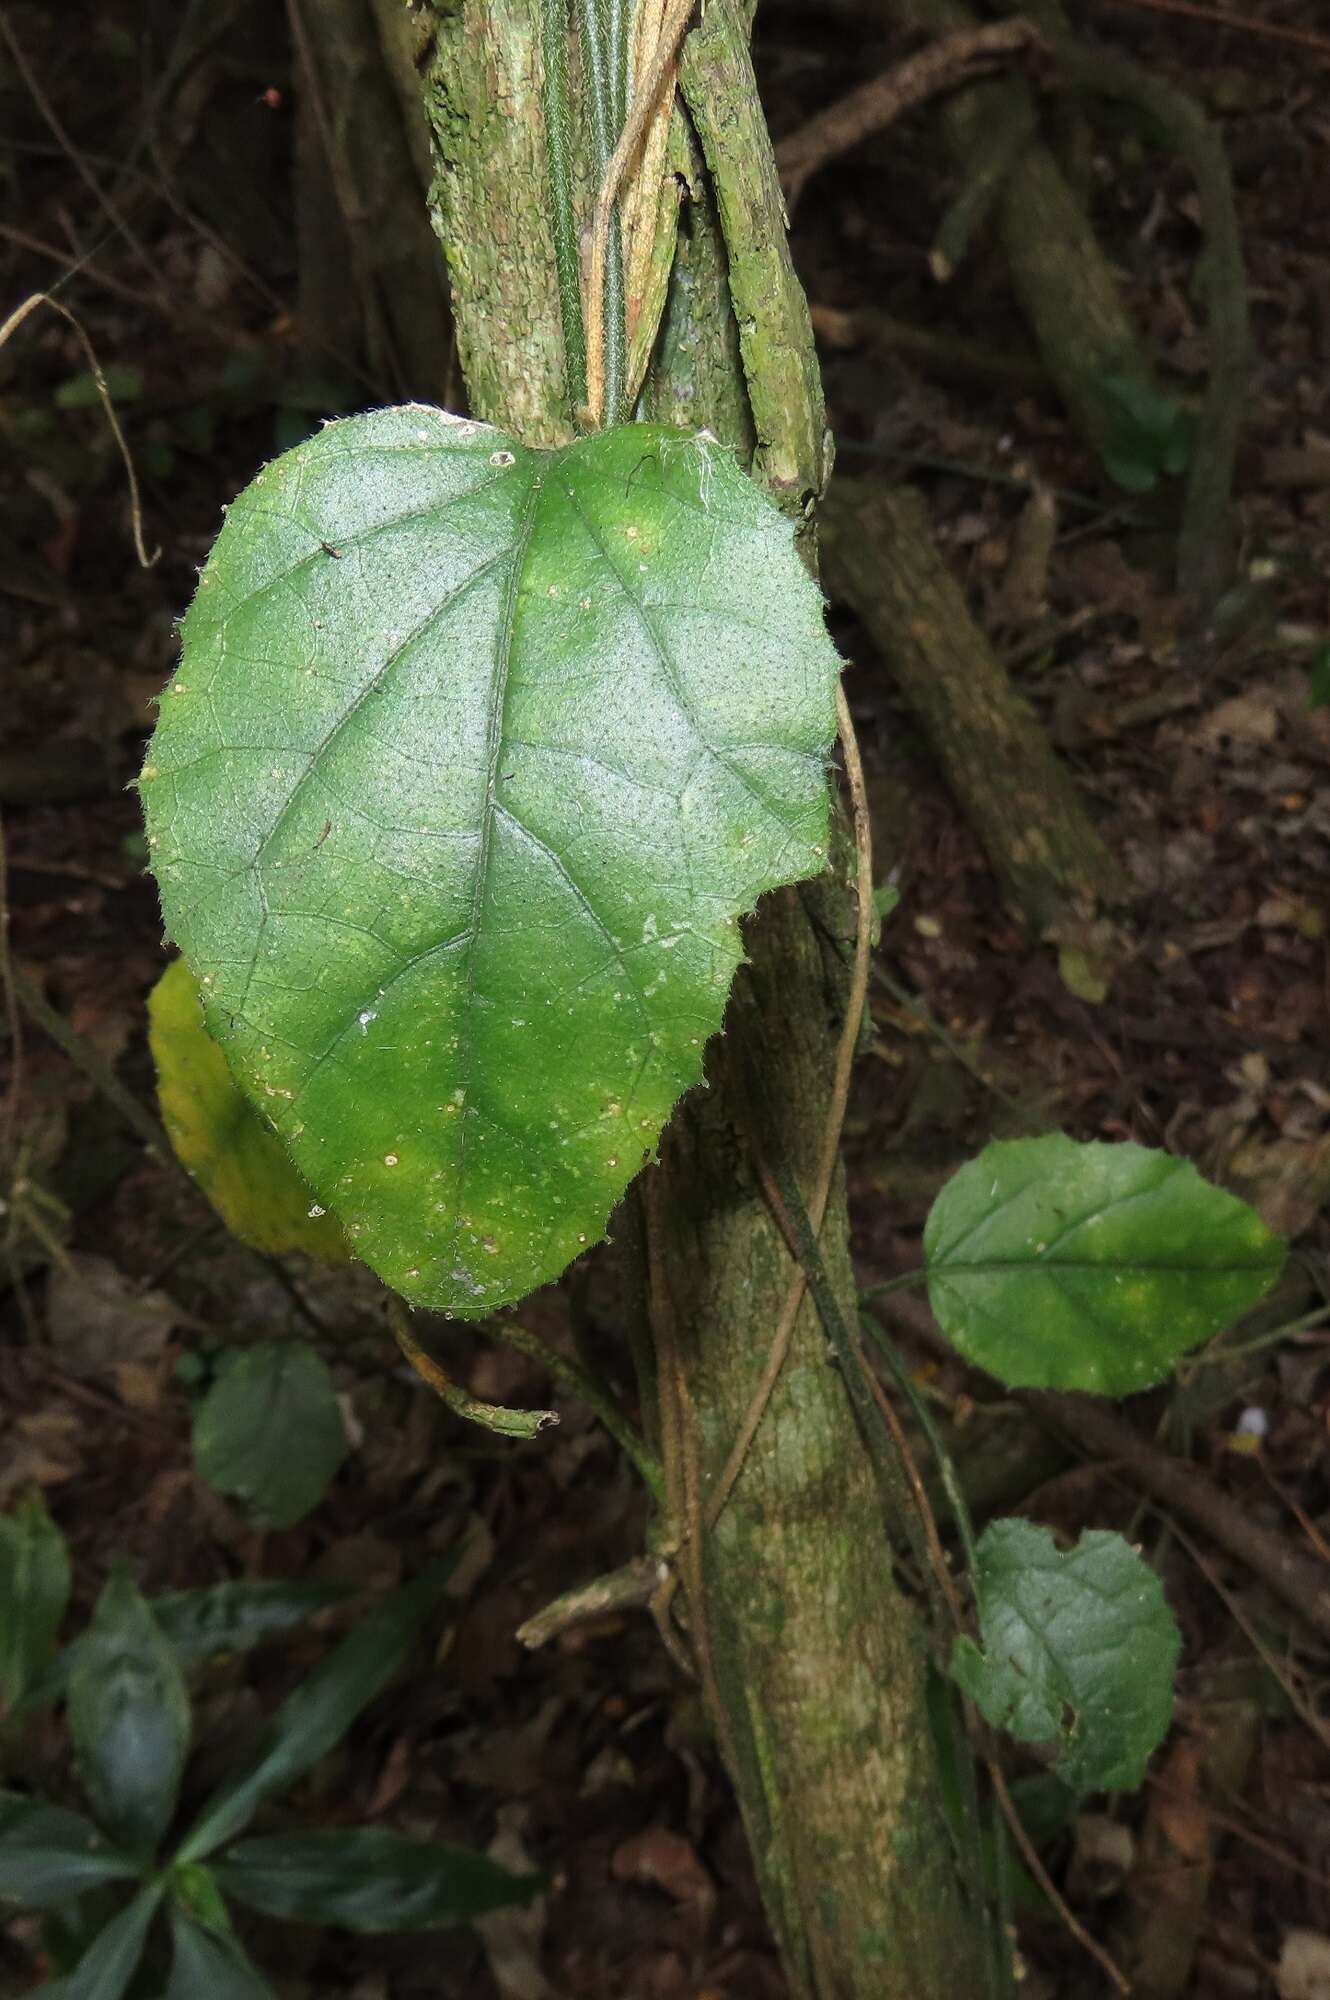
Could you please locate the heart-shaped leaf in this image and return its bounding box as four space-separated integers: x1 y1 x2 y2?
924 1135 1285 1393
950 1518 1181 1793
141 411 838 1315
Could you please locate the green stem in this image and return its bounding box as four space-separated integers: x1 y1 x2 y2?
487 1316 665 1499
575 0 627 423
540 0 587 413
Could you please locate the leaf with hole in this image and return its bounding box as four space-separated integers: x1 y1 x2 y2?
950 1518 1181 1793
148 957 352 1263
191 1341 348 1530
924 1135 1285 1394
141 410 838 1314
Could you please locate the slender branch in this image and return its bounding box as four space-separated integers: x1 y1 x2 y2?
389 1296 558 1439
0 295 157 569
774 21 1043 208
1088 0 1330 62
706 682 874 1529
486 1315 664 1499
10 964 176 1168
516 1555 661 1648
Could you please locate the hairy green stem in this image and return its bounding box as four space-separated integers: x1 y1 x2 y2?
487 1316 665 1498
540 0 588 412
574 0 627 422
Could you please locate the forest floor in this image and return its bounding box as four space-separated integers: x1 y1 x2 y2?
2 1 1329 1995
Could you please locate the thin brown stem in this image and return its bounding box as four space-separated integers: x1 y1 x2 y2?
706 681 874 1529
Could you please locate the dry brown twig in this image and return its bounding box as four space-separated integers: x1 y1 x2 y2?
774 20 1045 207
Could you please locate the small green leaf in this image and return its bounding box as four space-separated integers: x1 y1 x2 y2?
0 1795 141 1908
950 1519 1181 1793
68 1569 191 1862
141 411 838 1316
167 1859 231 1932
148 958 352 1263
924 1135 1286 1393
165 1906 275 1999
215 1827 543 1933
0 1489 71 1717
192 1341 348 1530
59 1882 162 2000
53 365 143 410
1307 646 1330 711
24 1579 350 1713
176 1558 455 1863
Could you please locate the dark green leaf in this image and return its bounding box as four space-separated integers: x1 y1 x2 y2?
68 1569 191 1861
165 1907 275 1999
950 1519 1181 1793
216 1827 542 1933
25 1579 351 1712
59 1883 161 2000
1307 647 1330 711
0 1795 140 1908
0 1489 70 1716
176 1559 454 1863
192 1342 348 1530
141 412 838 1316
924 1135 1286 1393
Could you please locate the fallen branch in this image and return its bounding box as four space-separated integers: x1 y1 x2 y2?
775 19 1043 206
821 479 1131 931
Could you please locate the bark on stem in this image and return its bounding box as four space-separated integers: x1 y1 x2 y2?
419 3 990 1993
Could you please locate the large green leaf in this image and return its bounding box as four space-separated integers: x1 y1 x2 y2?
215 1827 542 1934
165 1907 275 2000
924 1135 1286 1393
950 1518 1181 1794
192 1342 348 1530
176 1558 454 1863
148 956 352 1263
0 1489 70 1718
58 1883 161 2000
140 411 838 1315
68 1570 191 1862
0 1795 140 1909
